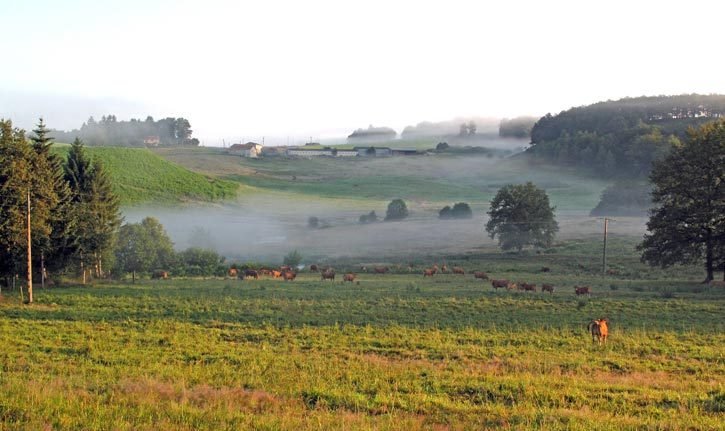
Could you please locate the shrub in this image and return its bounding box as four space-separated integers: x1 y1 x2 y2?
440 202 473 219
359 210 378 224
385 199 409 221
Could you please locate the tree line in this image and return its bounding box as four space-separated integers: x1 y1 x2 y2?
526 94 725 177
50 115 200 147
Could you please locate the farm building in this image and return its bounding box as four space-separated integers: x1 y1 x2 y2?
143 135 160 146
229 142 263 158
287 148 334 157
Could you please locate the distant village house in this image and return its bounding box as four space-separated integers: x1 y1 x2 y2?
143 135 160 146
228 142 263 158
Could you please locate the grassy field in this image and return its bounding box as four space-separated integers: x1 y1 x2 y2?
155 147 610 212
1 239 723 430
52 146 239 205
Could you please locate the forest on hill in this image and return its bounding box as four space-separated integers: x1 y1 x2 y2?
50 115 200 147
526 94 725 177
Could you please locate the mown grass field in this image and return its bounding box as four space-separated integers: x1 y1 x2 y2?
1 239 723 430
52 146 238 205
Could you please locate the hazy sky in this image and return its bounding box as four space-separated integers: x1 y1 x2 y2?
1 0 724 144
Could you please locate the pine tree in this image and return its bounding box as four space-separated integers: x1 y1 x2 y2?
64 138 121 281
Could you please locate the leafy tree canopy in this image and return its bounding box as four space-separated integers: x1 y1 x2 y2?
485 183 558 251
385 199 409 221
638 120 725 282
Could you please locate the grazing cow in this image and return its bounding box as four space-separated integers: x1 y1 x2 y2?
452 266 465 275
244 270 259 280
474 271 489 280
282 271 297 281
541 283 554 294
540 267 551 273
227 268 238 278
507 282 518 291
309 264 319 272
491 279 509 289
423 268 436 277
587 318 609 345
373 266 389 274
152 270 169 280
574 286 591 295
321 269 336 281
343 273 356 282
441 264 449 273
271 270 282 278
521 282 537 292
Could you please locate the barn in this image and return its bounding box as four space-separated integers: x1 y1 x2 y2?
229 142 263 158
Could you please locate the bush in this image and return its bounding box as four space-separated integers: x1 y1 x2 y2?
385 199 408 221
440 202 473 219
359 210 378 224
176 248 226 276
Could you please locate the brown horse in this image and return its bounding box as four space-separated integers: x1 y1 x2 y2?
491 279 508 289
587 318 609 344
575 286 591 295
321 269 336 281
521 282 537 292
474 271 489 280
452 266 465 275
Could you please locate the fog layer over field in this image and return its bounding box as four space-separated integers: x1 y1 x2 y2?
126 146 651 263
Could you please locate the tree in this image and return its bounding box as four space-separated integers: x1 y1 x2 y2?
283 250 302 267
436 142 449 151
638 120 725 282
114 217 175 282
467 121 477 136
177 247 225 276
385 199 409 221
485 182 558 251
439 206 452 219
64 138 121 280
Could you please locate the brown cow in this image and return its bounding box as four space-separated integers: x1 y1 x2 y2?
244 270 259 280
452 266 465 275
271 270 282 279
540 266 551 273
321 269 336 281
541 283 554 294
507 282 518 290
282 271 297 281
474 271 489 280
309 264 318 272
228 268 238 278
152 270 169 280
491 279 508 289
343 273 356 282
423 268 436 277
574 286 591 295
521 282 536 292
441 264 449 273
587 318 609 344
373 266 389 274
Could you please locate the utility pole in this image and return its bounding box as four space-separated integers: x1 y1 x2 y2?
602 217 612 275
26 189 33 303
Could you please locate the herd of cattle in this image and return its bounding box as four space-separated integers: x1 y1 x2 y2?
217 263 594 295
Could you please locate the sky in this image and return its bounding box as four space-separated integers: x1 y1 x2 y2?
1 0 724 145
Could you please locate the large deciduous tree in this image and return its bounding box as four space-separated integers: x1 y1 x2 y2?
486 182 558 251
638 120 725 282
114 217 175 282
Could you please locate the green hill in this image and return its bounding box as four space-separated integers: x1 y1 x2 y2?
52 146 238 205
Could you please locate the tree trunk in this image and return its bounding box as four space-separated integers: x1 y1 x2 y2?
704 235 714 283
132 271 136 283
80 251 86 285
